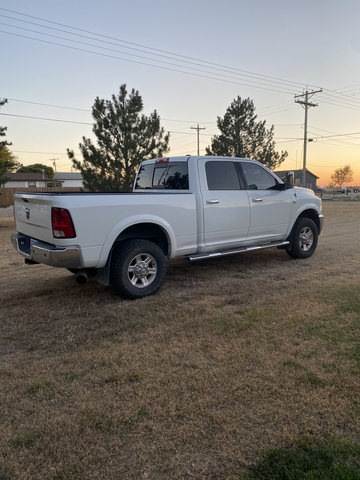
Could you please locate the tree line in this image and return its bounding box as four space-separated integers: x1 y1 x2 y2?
0 86 355 191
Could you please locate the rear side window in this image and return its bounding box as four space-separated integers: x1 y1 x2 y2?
135 162 189 190
205 161 241 190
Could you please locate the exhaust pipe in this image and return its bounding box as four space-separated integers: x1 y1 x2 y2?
75 269 88 285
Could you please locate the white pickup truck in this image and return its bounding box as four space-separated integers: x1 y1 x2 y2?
11 156 323 299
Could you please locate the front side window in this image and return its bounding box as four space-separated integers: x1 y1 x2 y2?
205 161 240 190
241 162 277 190
135 162 189 190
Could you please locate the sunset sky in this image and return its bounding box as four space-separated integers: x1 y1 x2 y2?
1 0 360 186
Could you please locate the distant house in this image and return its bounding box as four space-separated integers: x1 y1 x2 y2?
52 172 84 188
1 172 84 188
274 169 319 191
1 172 50 188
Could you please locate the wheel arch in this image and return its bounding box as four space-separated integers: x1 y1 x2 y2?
291 208 321 235
113 222 169 256
286 208 321 250
97 215 176 268
297 208 321 234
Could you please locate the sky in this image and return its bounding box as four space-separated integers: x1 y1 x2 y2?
1 0 360 186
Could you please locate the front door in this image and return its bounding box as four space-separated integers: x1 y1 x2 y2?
240 161 292 242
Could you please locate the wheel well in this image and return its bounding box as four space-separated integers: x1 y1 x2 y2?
113 223 169 256
298 209 321 234
283 210 320 251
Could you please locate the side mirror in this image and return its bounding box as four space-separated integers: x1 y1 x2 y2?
285 171 294 189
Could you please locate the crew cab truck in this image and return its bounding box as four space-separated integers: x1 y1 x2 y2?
11 156 323 299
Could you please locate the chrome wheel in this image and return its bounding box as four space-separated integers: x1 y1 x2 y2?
128 253 157 288
299 226 314 252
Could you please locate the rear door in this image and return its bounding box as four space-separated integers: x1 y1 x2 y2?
197 158 250 247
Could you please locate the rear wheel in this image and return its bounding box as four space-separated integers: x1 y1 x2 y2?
110 239 167 299
286 217 318 259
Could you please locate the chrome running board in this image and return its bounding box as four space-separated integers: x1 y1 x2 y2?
186 241 290 262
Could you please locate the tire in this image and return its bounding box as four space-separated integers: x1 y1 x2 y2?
286 217 318 259
110 239 167 299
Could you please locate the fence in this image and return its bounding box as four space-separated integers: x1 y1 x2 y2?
0 187 85 206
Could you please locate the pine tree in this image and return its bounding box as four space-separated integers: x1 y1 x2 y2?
0 99 11 149
0 99 21 185
68 85 170 191
206 96 287 170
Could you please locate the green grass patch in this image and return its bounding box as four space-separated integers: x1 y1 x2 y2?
304 372 327 388
248 436 360 479
213 307 279 334
85 409 149 435
27 380 46 394
12 429 41 449
295 286 360 369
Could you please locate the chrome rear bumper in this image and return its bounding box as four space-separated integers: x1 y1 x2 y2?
11 233 81 269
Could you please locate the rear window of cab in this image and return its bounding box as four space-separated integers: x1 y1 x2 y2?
134 162 189 190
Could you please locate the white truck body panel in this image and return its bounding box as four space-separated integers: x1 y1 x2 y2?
11 156 323 297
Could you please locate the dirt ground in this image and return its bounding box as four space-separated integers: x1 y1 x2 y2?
1 201 360 479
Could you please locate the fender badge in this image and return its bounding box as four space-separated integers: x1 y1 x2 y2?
25 207 30 220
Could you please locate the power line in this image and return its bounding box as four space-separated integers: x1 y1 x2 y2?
0 8 317 92
3 9 360 121
12 150 69 155
0 112 92 125
0 30 299 95
0 95 219 124
0 16 302 92
2 97 90 112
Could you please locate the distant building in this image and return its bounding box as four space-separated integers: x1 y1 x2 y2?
1 172 50 188
274 169 319 191
1 172 84 188
52 172 84 188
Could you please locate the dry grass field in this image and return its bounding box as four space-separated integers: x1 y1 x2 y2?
1 202 360 479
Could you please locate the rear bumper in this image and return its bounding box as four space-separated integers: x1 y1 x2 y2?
11 233 81 269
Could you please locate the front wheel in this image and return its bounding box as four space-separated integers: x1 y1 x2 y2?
286 218 318 259
110 239 167 299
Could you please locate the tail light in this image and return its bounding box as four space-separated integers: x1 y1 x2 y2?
51 207 76 238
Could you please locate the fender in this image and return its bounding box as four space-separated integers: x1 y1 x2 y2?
97 214 177 267
286 205 323 240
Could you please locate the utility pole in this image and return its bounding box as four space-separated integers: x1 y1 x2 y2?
295 89 322 187
191 124 206 155
49 158 58 172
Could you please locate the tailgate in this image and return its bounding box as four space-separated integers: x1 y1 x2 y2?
14 193 54 243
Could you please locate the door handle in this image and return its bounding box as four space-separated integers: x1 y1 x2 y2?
252 198 263 202
206 199 219 204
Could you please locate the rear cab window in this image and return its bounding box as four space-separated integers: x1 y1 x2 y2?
135 161 189 190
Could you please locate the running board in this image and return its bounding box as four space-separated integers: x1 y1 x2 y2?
186 241 290 262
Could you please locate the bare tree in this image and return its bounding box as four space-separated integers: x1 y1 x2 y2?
330 165 354 190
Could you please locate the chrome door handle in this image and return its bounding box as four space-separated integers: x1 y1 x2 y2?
206 199 219 204
252 198 263 202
